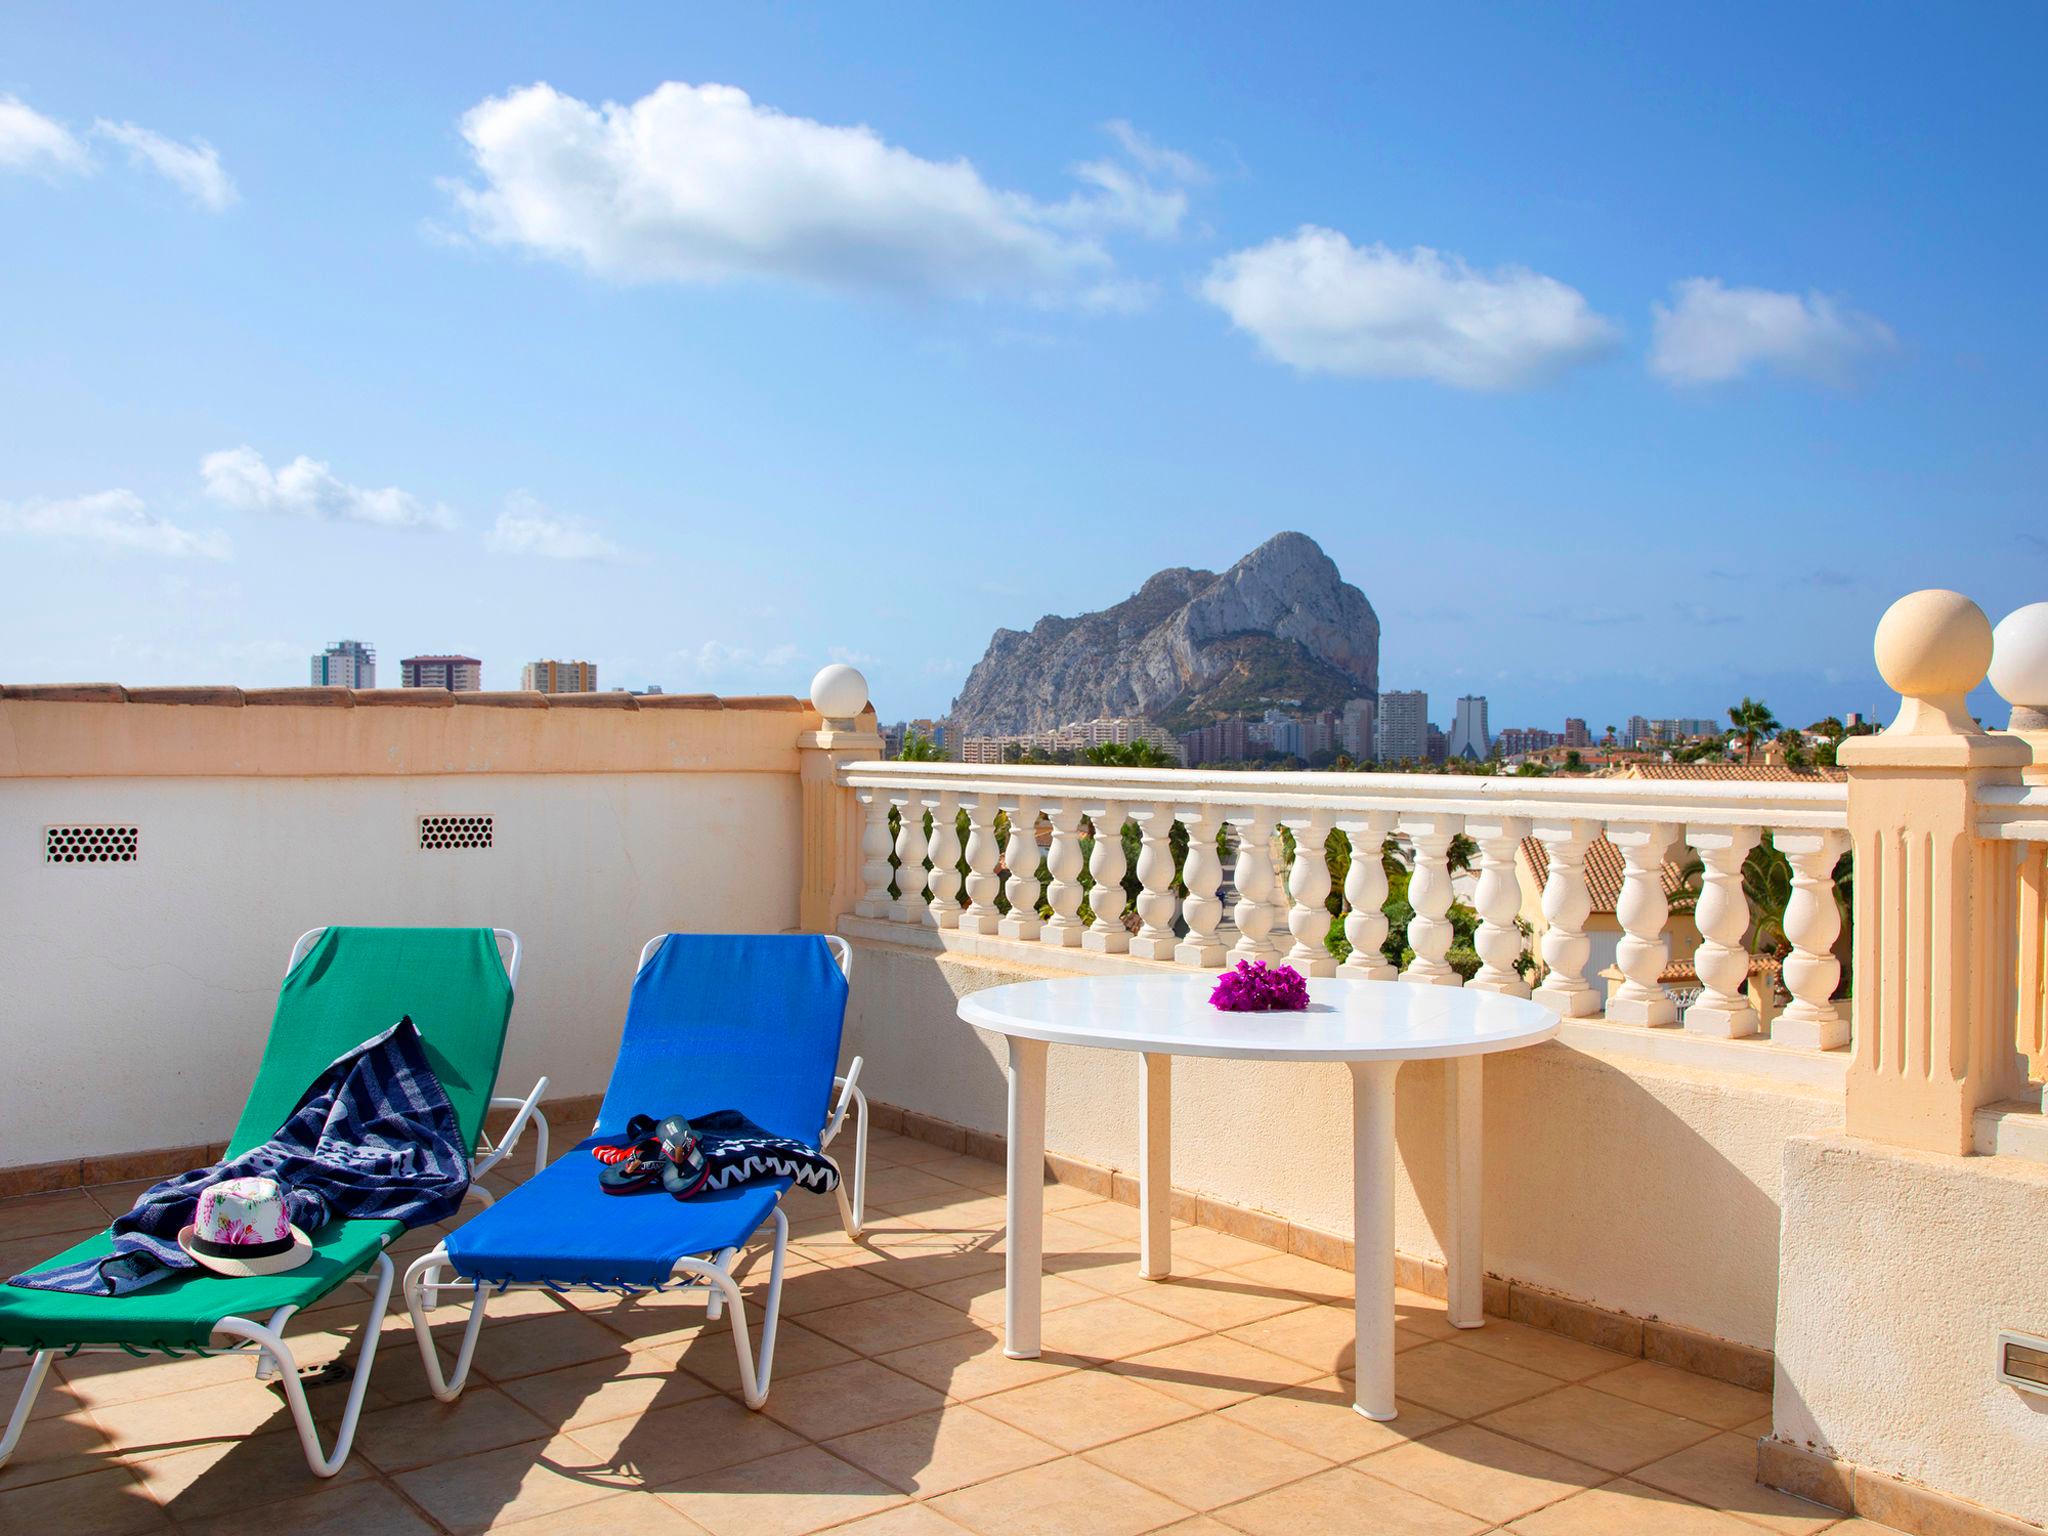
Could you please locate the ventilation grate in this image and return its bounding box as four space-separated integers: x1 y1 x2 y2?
420 814 493 851
46 825 139 864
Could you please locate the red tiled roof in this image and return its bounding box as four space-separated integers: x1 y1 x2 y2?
1520 835 1687 915
1623 762 1845 783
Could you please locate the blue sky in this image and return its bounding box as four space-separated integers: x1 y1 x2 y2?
2 3 2040 731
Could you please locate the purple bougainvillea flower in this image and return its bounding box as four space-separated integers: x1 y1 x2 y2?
1209 958 1310 1012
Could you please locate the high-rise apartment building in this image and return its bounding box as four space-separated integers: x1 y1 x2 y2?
1447 695 1490 761
1564 717 1592 748
1374 690 1429 763
401 655 483 691
522 660 597 694
310 639 375 689
1339 697 1376 758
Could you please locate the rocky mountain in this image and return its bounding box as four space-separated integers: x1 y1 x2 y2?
948 532 1380 736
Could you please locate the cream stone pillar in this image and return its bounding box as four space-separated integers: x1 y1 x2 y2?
1989 602 2048 1081
1771 828 1850 1049
925 791 963 930
1465 815 1531 997
1843 590 2031 1154
1399 813 1463 986
1130 803 1180 961
1282 810 1338 976
1083 802 1130 954
1174 806 1227 968
1336 813 1397 982
1229 810 1283 963
1531 819 1600 1016
891 793 930 925
854 789 894 919
996 798 1043 943
798 666 885 934
959 796 1003 936
1606 821 1680 1025
1682 825 1762 1037
1041 801 1087 948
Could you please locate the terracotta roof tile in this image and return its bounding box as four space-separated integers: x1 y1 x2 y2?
1623 762 1845 783
1520 834 1686 914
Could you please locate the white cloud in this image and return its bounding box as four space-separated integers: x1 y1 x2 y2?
199 447 454 530
0 489 230 559
0 94 91 178
1649 278 1896 386
485 493 621 560
447 81 1197 301
93 119 237 210
1201 227 1619 390
672 640 802 689
1103 120 1208 187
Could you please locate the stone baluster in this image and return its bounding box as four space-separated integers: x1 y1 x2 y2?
1084 802 1130 954
1607 821 1681 1024
855 789 895 919
1336 814 1396 981
890 794 929 925
1282 811 1337 976
1682 826 1761 1037
1229 810 1283 962
1399 813 1463 986
997 798 1043 943
1130 803 1181 961
1531 819 1600 1016
959 796 1003 936
1041 801 1087 948
1268 823 1295 946
1464 815 1531 996
924 792 962 930
1772 829 1851 1048
1174 806 1226 967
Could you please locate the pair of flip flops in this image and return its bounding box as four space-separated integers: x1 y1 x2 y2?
594 1114 711 1198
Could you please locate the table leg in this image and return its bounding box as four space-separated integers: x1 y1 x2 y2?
1445 1055 1484 1328
1004 1036 1049 1359
1350 1060 1400 1420
1139 1052 1172 1279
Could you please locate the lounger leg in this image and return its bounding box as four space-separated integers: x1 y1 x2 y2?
403 1244 490 1402
706 1246 738 1322
212 1252 394 1477
0 1350 53 1469
833 1082 869 1239
674 1206 788 1410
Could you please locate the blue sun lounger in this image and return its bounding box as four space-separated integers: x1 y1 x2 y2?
402 932 866 1409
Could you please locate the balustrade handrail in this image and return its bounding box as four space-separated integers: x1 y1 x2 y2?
838 759 1848 830
1975 782 2048 842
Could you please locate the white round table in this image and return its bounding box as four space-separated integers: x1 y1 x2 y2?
958 974 1558 1419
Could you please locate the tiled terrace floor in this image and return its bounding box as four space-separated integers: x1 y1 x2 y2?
0 1120 1896 1536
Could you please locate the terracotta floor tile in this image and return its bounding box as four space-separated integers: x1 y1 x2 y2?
0 1226 105 1280
85 1181 161 1220
1213 1463 1488 1536
0 1188 105 1243
1444 1320 1634 1383
1480 1384 1718 1475
174 1479 435 1536
868 1166 977 1208
565 1392 803 1483
855 1236 1011 1289
1226 1254 1354 1305
1050 1251 1208 1296
496 1352 717 1430
1219 1379 1454 1462
825 1403 1061 1496
975 1366 1202 1451
1163 1227 1282 1270
932 1452 1193 1535
0 1463 167 1535
495 1487 705 1534
1084 1413 1331 1509
1061 1201 1147 1241
656 1442 908 1535
121 1427 369 1522
829 1501 977 1534
1153 1520 1243 1535
1110 1333 1320 1410
353 1384 554 1472
776 1259 907 1315
876 1327 1073 1400
1385 1340 1560 1420
1223 1303 1363 1376
1121 1272 1311 1332
1360 1423 1606 1523
1585 1359 1774 1430
0 1400 120 1489
869 1136 956 1167
1504 1476 1770 1535
1632 1432 1844 1535
758 1356 947 1440
676 1318 856 1395
1037 1296 1208 1361
919 1268 1096 1326
87 1377 294 1458
393 1432 629 1533
913 1155 1010 1195
472 1309 630 1380
1391 1289 1466 1343
805 1289 986 1356
53 1347 258 1411
891 1195 1015 1233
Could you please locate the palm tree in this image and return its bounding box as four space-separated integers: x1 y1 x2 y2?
897 729 945 762
1727 697 1779 764
1083 738 1177 769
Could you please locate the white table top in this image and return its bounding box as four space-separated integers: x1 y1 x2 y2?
958 974 1559 1062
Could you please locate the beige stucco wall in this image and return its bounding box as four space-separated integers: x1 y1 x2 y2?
1774 1134 2048 1524
843 934 1842 1349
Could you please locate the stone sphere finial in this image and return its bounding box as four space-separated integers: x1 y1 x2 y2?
1873 589 1993 704
809 663 869 728
1989 602 2048 730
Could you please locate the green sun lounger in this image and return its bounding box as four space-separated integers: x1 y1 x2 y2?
0 925 544 1477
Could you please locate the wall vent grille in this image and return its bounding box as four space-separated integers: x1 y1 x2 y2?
46 825 139 864
420 815 493 851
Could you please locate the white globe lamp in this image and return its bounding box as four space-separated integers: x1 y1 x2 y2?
810 664 870 731
1989 602 2048 730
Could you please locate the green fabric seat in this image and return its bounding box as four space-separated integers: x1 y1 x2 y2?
0 927 514 1354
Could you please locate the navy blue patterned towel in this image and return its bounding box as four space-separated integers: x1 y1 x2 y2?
597 1110 838 1196
12 1017 470 1296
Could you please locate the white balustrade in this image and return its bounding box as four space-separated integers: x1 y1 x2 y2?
1084 803 1130 954
925 792 962 930
856 789 894 920
1268 824 1294 949
1531 818 1600 1016
1607 821 1680 1025
1229 810 1283 963
1337 814 1396 981
997 798 1043 942
1130 803 1180 962
1773 828 1851 1049
1174 806 1226 968
891 794 929 925
1465 815 1530 997
1399 813 1463 986
1683 825 1761 1037
960 796 1002 936
1041 801 1087 948
1283 811 1337 976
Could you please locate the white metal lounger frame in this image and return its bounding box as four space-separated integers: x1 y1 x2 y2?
0 927 539 1480
402 932 865 1411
